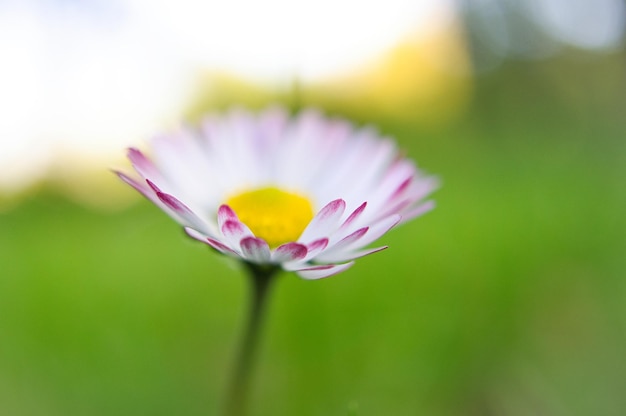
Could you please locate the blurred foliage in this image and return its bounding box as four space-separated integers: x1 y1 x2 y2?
1 49 626 416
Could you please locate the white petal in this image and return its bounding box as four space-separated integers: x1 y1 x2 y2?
398 200 436 224
298 199 346 243
272 242 308 263
318 215 400 262
221 220 254 249
316 246 388 263
294 261 355 280
240 237 271 263
184 227 238 255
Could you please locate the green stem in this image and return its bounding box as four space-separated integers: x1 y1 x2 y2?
223 263 279 416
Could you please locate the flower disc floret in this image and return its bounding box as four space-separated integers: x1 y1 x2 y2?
226 187 314 248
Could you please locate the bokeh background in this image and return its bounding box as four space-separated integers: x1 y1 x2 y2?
1 0 625 415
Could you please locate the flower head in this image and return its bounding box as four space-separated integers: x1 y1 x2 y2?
116 108 437 279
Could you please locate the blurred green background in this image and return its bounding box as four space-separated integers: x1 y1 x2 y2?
1 1 626 415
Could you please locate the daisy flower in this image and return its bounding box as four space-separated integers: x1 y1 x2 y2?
115 107 437 279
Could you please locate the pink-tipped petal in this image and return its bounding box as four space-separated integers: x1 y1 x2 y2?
298 199 346 243
399 200 436 224
272 242 308 263
156 191 188 213
313 227 369 263
316 215 401 264
117 174 202 229
295 261 355 280
184 227 237 254
240 237 271 263
340 202 367 231
146 179 161 193
351 245 388 258
118 173 197 226
332 227 369 250
207 238 239 255
317 245 388 263
292 238 330 264
154 191 208 232
221 220 254 249
373 199 412 223
217 204 239 229
114 171 152 198
307 238 329 254
184 227 208 242
348 215 401 250
388 177 412 202
127 147 160 179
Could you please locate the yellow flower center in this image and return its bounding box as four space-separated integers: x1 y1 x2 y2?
225 186 314 248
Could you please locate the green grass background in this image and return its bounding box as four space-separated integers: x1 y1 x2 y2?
1 55 625 415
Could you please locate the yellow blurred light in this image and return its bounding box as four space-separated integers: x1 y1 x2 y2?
310 20 472 125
